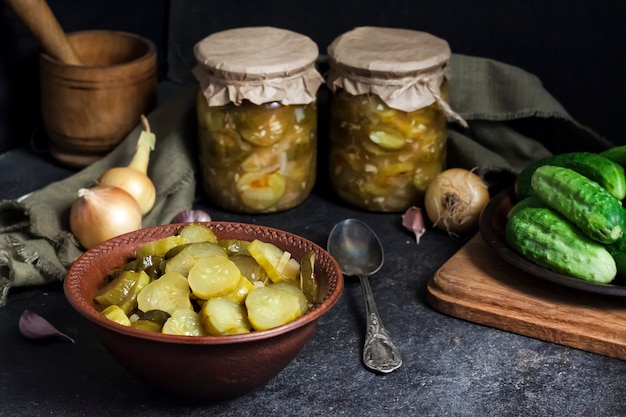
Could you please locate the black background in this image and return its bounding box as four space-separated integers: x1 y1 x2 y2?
1 0 625 154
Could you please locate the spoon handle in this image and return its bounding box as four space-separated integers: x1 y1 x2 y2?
359 274 402 373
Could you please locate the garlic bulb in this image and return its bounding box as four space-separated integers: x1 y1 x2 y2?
171 209 212 223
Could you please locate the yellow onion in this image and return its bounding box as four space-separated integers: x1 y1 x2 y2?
99 115 156 214
70 185 143 250
424 168 489 237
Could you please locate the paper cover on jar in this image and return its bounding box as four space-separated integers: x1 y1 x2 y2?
192 26 324 106
327 26 466 126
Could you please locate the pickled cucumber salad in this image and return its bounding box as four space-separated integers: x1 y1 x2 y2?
197 92 317 213
94 223 319 336
329 92 447 212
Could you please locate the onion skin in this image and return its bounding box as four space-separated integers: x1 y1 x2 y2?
99 167 156 215
424 168 489 236
70 185 143 250
98 116 156 215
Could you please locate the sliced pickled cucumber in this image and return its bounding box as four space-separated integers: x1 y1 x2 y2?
283 129 312 161
94 270 149 308
202 129 253 168
163 243 193 259
271 281 309 315
219 239 251 256
361 137 394 156
164 242 227 277
371 101 398 123
328 86 447 212
201 297 251 335
136 271 193 315
178 223 218 244
132 310 171 333
240 147 282 172
162 309 207 336
245 285 302 331
248 239 300 283
197 89 226 131
238 115 285 147
331 92 368 125
368 129 406 150
123 255 163 280
135 235 186 258
383 113 420 136
116 270 151 315
416 129 446 156
236 172 286 211
284 154 315 185
299 251 318 303
187 255 242 299
102 305 131 326
236 104 294 147
230 254 269 283
412 160 444 192
96 230 321 335
223 276 255 304
198 97 316 213
387 109 431 138
329 147 362 173
378 160 415 178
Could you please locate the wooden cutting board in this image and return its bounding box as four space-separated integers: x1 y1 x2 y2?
426 234 626 360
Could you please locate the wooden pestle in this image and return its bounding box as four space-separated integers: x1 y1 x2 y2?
5 0 83 65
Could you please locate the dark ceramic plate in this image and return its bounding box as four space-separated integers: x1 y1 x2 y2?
479 186 626 296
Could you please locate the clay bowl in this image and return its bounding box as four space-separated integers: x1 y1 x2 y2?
64 222 344 401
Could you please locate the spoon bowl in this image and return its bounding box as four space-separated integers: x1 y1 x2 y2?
328 218 384 277
327 218 402 374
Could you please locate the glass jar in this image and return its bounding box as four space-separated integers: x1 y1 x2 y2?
193 27 324 213
326 27 466 212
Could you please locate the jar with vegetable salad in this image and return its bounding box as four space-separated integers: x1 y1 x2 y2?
192 27 324 213
326 27 467 212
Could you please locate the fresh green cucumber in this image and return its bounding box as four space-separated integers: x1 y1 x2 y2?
515 152 626 200
507 195 547 220
604 206 626 278
606 235 626 278
531 165 625 244
600 145 626 167
506 205 617 283
514 156 554 200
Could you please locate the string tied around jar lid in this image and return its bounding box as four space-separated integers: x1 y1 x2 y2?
419 76 468 128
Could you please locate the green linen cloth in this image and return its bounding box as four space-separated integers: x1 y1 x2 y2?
0 54 612 306
446 54 611 183
0 88 198 306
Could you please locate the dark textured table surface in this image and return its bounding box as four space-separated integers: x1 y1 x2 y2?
2 142 626 417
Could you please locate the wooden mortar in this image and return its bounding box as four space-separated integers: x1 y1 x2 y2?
39 30 157 168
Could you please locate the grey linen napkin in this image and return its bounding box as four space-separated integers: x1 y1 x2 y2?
0 88 198 306
0 54 614 306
